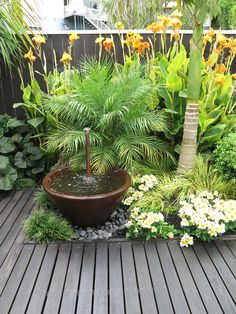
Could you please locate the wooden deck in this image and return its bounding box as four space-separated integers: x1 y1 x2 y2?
0 190 236 314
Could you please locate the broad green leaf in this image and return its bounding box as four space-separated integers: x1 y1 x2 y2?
14 152 27 169
0 155 9 171
200 124 226 143
22 85 32 103
0 137 16 153
0 166 17 191
27 116 44 129
159 57 169 78
6 118 24 129
166 72 182 92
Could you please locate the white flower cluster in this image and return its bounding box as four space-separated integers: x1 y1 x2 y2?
126 207 164 230
123 175 157 206
179 190 236 246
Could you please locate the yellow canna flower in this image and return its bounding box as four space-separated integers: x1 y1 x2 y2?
158 15 171 28
127 31 134 36
215 64 227 73
205 59 214 67
146 22 163 33
171 29 180 41
203 34 212 45
115 21 124 30
24 48 36 62
60 52 72 64
32 34 46 46
171 10 182 19
214 75 225 86
232 73 236 79
69 33 80 44
207 27 215 38
95 36 104 44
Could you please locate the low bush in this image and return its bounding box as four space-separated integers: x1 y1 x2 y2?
213 133 236 182
0 114 46 190
24 209 74 243
179 191 236 247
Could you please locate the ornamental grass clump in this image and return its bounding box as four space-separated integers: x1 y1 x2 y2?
179 191 236 247
126 207 176 241
24 209 74 243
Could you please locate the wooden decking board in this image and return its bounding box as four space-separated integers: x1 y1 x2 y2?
132 242 157 314
156 241 190 314
168 241 207 314
76 244 95 314
215 241 236 277
194 244 236 313
43 244 72 314
0 244 34 313
121 242 142 314
205 243 236 303
10 245 47 314
0 191 236 314
59 243 84 314
26 245 59 314
182 246 223 314
0 191 34 267
93 243 109 314
109 243 125 314
145 242 174 314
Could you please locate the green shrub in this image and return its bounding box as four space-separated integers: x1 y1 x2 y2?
0 114 46 190
213 133 236 182
34 187 54 210
24 209 74 243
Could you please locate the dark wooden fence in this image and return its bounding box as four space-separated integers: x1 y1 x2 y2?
0 31 235 118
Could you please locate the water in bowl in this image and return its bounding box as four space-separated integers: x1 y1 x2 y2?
49 169 125 196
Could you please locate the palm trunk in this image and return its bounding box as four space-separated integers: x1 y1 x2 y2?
178 0 206 172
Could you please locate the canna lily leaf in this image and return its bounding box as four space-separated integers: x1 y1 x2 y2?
166 72 182 92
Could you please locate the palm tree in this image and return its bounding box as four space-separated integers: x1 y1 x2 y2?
0 0 37 68
177 0 218 172
43 59 174 174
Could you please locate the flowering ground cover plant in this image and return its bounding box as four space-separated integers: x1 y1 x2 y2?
126 207 176 240
179 191 236 247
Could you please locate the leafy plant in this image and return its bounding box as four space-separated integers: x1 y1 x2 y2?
24 209 74 243
126 206 176 240
0 114 46 190
34 187 54 210
213 133 236 182
43 59 174 174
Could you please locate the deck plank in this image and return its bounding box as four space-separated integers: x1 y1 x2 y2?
156 241 190 314
109 243 125 314
76 243 95 314
60 243 84 314
10 245 47 314
215 241 236 277
121 242 141 314
132 242 157 314
145 242 174 314
93 243 108 314
26 244 59 314
0 245 34 313
168 241 206 314
194 243 236 314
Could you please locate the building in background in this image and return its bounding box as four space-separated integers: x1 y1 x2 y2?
27 0 109 31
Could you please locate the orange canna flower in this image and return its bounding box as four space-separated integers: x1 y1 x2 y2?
171 18 182 30
69 33 80 45
215 64 227 73
216 32 227 46
115 21 124 30
171 29 180 41
127 31 134 37
136 41 150 56
146 22 163 33
60 52 72 64
214 75 225 86
215 46 223 54
103 38 114 52
95 36 104 44
232 73 236 79
24 48 36 62
32 34 46 46
205 59 214 67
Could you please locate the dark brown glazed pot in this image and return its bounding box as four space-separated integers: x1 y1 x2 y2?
42 167 131 227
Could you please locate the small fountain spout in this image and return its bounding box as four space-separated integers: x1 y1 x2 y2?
83 127 91 177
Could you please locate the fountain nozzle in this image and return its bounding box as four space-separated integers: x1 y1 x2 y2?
83 128 91 177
